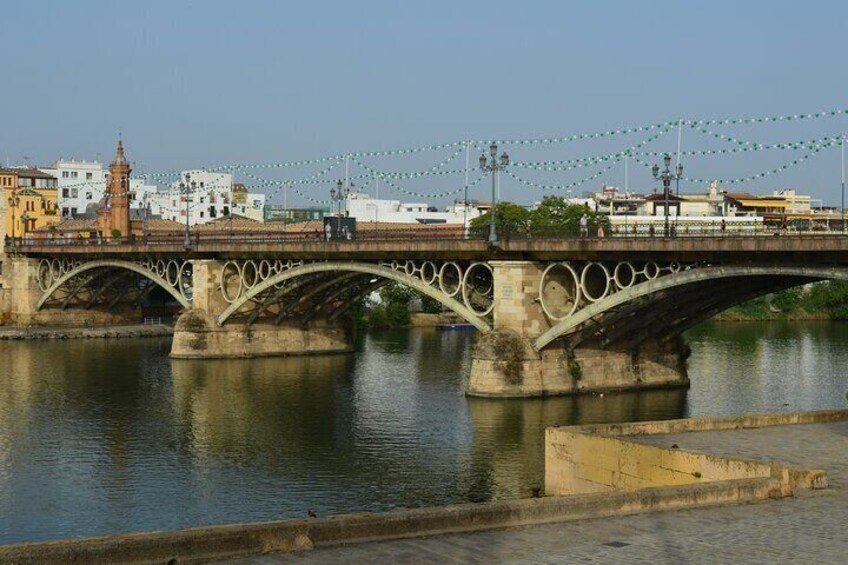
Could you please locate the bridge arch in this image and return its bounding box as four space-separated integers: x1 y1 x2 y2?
216 261 493 331
533 264 848 351
36 259 192 311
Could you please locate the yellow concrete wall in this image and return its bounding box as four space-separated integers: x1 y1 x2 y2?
545 429 777 496
545 410 845 496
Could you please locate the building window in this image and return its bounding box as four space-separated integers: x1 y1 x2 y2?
71 189 78 198
62 171 69 178
62 189 69 198
200 211 204 218
86 172 93 180
71 171 78 179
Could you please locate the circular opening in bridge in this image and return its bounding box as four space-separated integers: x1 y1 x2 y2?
404 260 416 276
165 260 180 287
242 261 259 289
37 259 53 291
438 262 462 297
258 260 273 281
178 262 193 301
644 262 660 280
155 260 167 278
462 262 494 316
539 262 580 320
420 262 438 285
49 259 62 282
669 261 681 273
613 262 636 289
580 262 610 302
220 261 243 303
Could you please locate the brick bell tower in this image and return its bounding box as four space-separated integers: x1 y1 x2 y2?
107 138 132 237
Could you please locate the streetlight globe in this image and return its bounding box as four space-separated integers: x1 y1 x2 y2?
663 154 672 168
330 187 336 199
500 152 509 168
651 164 660 178
677 163 683 176
489 143 497 158
479 154 487 169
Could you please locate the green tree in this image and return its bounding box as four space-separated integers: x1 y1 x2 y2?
366 283 414 328
468 202 532 239
529 196 608 237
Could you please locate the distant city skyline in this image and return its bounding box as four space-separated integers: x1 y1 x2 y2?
2 0 847 206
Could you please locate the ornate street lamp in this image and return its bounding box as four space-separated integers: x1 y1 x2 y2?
20 211 30 242
7 191 20 248
479 142 509 243
179 172 193 247
651 153 683 237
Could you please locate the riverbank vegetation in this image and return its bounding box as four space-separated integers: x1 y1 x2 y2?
717 281 848 321
351 283 444 329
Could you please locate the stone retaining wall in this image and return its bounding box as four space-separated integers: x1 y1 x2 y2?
544 409 844 496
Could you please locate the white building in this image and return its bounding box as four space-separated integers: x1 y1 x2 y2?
152 170 266 226
42 159 158 218
233 193 266 222
344 193 482 225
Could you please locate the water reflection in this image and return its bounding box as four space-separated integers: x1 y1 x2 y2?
0 323 845 543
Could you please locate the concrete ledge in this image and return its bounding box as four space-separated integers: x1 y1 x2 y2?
545 409 846 497
0 477 784 565
571 408 848 437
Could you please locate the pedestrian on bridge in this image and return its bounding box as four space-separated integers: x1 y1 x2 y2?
579 214 588 238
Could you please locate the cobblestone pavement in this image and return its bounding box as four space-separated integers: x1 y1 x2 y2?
226 422 848 564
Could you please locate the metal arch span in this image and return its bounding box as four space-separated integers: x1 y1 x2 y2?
532 264 848 351
216 262 492 332
36 259 192 311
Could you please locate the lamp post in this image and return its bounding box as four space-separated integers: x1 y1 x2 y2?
20 211 30 243
179 173 193 247
330 179 350 239
651 153 683 237
7 191 19 248
479 142 509 243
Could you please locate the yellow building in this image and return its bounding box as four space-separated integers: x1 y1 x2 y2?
1 168 60 239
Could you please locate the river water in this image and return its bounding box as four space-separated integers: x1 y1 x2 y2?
1 321 846 543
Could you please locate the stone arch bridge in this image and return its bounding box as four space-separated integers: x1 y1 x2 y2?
2 237 846 397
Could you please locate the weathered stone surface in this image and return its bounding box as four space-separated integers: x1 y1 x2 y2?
468 330 689 397
170 309 354 359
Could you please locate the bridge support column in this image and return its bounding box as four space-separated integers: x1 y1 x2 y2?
170 260 354 359
467 261 688 398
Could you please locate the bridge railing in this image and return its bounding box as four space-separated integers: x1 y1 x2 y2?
5 221 847 248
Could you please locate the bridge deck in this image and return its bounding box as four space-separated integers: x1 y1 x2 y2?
8 235 848 262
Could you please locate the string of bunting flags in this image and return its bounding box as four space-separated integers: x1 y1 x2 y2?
506 159 623 192
34 107 848 211
630 139 839 185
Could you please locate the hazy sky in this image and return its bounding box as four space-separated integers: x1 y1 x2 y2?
2 0 847 207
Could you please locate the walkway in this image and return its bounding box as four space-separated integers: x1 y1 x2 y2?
226 421 848 564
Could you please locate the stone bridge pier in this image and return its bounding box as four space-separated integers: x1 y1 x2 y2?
170 260 354 359
467 261 689 398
